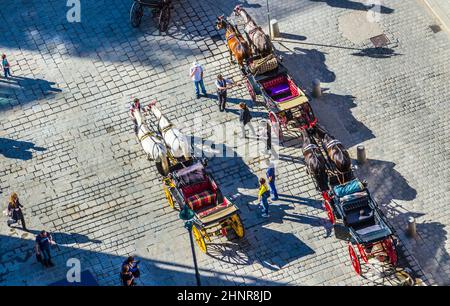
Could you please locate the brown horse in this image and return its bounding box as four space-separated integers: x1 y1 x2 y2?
233 5 272 56
315 124 352 174
215 16 252 66
300 129 328 192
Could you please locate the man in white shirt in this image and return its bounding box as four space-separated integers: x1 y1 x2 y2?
189 62 207 99
215 74 234 112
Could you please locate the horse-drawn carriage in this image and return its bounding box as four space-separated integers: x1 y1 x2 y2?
215 9 317 142
322 177 398 275
130 0 173 32
130 100 245 253
244 57 317 141
163 158 245 253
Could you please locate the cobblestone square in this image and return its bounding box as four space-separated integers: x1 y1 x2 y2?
1 0 450 286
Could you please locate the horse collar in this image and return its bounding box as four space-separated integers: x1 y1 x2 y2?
303 143 318 152
326 139 341 149
227 33 236 40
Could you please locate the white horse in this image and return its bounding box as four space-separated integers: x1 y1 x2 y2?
147 102 191 160
132 107 170 176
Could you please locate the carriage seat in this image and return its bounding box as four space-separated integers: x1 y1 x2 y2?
187 190 216 211
341 192 374 227
345 207 374 227
267 83 290 96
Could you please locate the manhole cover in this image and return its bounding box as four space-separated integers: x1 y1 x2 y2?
210 34 222 42
430 25 441 33
370 34 390 48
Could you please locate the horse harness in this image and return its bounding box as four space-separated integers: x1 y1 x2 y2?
325 139 341 150
303 143 318 154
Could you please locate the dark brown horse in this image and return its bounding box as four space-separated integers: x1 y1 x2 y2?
215 16 252 66
315 124 352 174
300 129 328 192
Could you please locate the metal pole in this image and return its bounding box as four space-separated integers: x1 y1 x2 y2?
266 0 272 39
188 228 201 286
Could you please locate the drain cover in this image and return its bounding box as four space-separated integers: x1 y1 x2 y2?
430 25 441 33
370 34 390 48
106 127 115 133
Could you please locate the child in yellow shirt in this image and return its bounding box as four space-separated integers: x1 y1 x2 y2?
258 178 270 217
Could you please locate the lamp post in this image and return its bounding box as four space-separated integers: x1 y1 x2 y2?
180 205 201 286
266 0 272 39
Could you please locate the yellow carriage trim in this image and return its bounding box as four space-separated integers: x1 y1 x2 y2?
192 225 207 253
276 94 309 111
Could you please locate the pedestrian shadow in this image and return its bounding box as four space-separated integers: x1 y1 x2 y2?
309 0 394 14
206 225 315 270
351 47 403 59
269 203 332 238
355 158 417 205
0 138 46 160
0 76 61 109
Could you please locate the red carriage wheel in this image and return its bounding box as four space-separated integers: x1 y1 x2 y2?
348 244 361 275
268 112 283 141
384 238 398 266
323 200 335 224
357 244 369 263
245 79 256 102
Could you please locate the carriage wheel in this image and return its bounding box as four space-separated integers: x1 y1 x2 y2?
163 184 175 209
268 112 283 141
230 214 245 238
245 79 256 102
348 244 361 275
130 2 144 28
357 244 369 264
158 5 171 32
323 200 335 224
192 225 207 253
384 238 398 266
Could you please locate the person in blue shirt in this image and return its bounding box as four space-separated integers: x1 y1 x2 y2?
266 159 279 201
35 230 55 267
1 54 12 78
189 62 207 99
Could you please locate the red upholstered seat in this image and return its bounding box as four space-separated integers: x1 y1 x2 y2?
187 190 216 211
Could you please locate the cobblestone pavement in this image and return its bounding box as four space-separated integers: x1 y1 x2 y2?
0 0 449 285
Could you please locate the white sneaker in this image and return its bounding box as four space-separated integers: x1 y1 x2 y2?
261 213 269 218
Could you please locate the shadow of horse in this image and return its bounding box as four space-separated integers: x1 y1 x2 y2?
0 138 46 160
352 47 403 59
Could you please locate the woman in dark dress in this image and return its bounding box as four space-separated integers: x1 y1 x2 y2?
7 193 27 231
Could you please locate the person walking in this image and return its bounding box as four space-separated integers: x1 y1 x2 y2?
189 62 207 99
122 256 140 279
120 265 136 286
129 98 142 136
258 178 270 218
266 160 279 201
239 102 256 138
35 230 55 267
215 74 234 112
1 54 11 78
7 192 27 231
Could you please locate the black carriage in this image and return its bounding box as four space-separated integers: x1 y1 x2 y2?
322 177 398 275
130 0 173 32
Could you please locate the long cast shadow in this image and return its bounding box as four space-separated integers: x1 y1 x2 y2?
0 138 46 161
309 0 394 14
0 233 283 286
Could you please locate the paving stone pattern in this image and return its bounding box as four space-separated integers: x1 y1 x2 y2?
0 0 449 285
